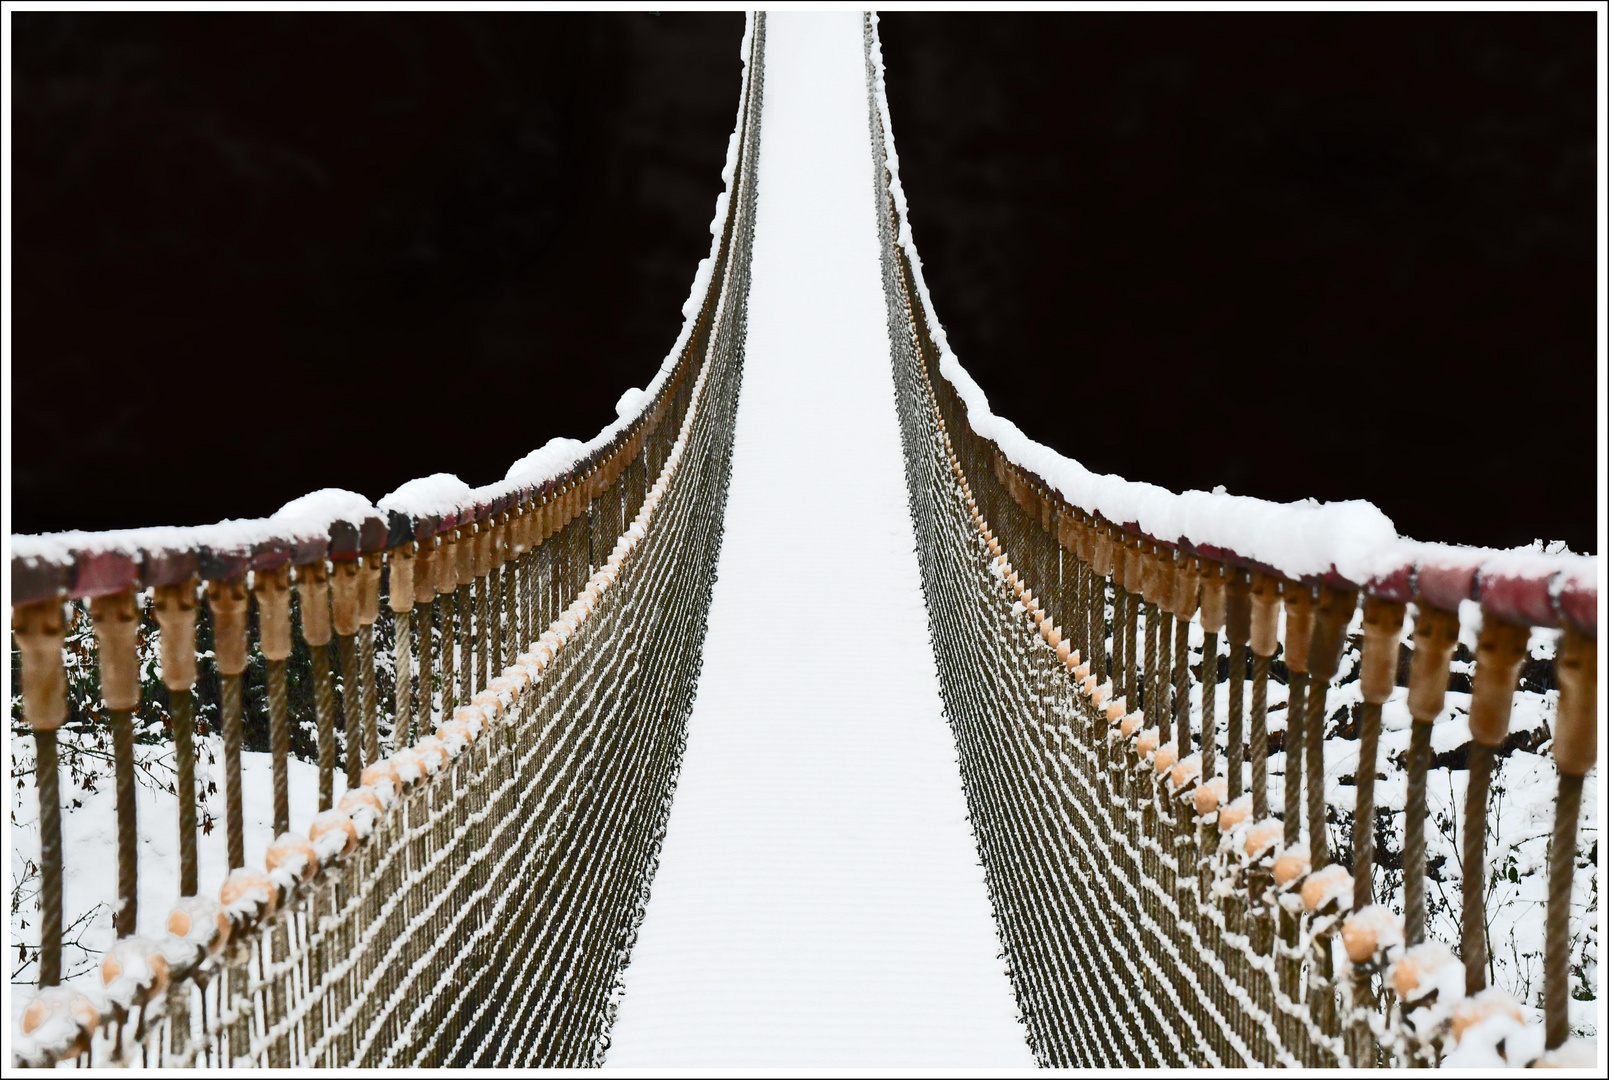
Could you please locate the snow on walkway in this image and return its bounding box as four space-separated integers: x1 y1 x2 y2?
603 13 1031 1068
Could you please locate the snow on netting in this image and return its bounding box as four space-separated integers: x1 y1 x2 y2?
10 17 762 1068
864 14 1597 1070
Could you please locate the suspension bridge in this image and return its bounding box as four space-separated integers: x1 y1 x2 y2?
9 12 1599 1069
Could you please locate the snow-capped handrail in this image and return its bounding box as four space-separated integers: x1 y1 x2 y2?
11 14 766 1068
8 2 756 611
866 12 1595 1069
864 18 1594 636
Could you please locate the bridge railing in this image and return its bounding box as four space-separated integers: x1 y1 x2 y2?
10 15 765 1067
866 12 1597 1069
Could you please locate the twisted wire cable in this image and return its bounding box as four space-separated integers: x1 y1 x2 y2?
314 647 336 812
1351 702 1382 910
476 573 489 695
441 590 456 712
1284 672 1307 846
1250 654 1269 820
1306 679 1329 866
173 687 199 894
1113 582 1126 692
1173 615 1189 754
339 632 362 787
1545 774 1583 1049
221 674 246 869
1200 632 1218 778
267 659 290 837
1124 592 1139 712
460 583 474 706
1157 610 1172 742
1144 602 1159 722
393 612 412 752
36 729 63 986
1461 741 1494 994
1227 642 1246 801
415 600 434 743
1403 718 1433 945
360 623 378 764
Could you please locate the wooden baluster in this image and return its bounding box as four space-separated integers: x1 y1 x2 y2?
252 566 293 837
388 541 416 751
1460 613 1527 995
1544 626 1594 1050
295 559 335 813
14 598 68 984
1307 585 1357 868
1248 572 1281 821
152 577 201 893
333 555 363 787
1403 601 1458 945
206 576 251 867
1281 582 1316 847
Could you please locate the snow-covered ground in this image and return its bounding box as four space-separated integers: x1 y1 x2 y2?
9 736 345 1015
601 13 1031 1068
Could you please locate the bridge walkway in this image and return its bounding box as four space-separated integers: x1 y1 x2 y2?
603 12 1032 1068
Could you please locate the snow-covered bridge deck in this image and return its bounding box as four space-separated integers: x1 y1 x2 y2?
604 14 1030 1067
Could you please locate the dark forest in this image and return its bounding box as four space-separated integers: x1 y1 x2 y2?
10 12 1597 551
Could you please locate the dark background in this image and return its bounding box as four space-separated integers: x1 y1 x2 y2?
10 13 1598 551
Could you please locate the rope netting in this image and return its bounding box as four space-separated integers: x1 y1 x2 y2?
10 17 763 1068
865 13 1597 1070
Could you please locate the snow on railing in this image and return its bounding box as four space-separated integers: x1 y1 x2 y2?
866 12 1596 1069
9 14 765 1067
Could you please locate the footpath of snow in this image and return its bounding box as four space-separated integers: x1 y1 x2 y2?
602 13 1031 1068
